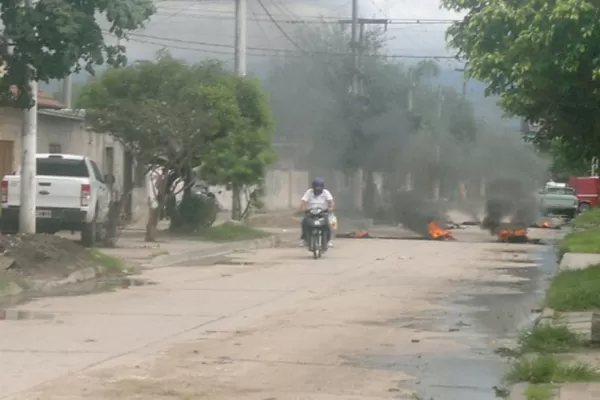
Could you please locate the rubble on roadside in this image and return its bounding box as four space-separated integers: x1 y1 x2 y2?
0 234 107 279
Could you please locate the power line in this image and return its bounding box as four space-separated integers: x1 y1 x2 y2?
255 0 307 53
151 10 460 25
121 34 457 60
116 31 456 58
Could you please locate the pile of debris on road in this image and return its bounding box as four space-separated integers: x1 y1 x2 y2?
0 234 102 279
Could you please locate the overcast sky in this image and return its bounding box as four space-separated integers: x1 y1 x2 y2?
102 0 463 68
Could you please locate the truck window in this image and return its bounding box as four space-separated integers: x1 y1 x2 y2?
36 158 89 178
89 161 104 182
546 187 575 195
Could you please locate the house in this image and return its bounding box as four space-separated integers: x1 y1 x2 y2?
0 94 146 222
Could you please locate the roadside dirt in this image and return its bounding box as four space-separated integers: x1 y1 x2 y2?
0 234 103 279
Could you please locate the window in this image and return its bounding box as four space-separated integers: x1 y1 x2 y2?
104 146 114 175
546 187 575 195
90 161 104 182
37 158 89 177
48 143 62 153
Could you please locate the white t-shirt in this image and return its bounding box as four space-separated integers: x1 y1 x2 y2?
301 188 333 210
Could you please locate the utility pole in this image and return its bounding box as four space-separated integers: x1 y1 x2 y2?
63 74 72 108
234 0 247 76
232 0 246 219
339 15 388 210
433 85 443 202
455 66 467 97
19 0 37 234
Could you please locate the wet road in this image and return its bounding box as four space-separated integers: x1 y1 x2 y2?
1 226 561 399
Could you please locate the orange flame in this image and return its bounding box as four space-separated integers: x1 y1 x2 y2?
497 226 527 241
542 220 551 228
350 230 369 238
427 221 453 240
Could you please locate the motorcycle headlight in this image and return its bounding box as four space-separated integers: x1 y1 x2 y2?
314 220 322 226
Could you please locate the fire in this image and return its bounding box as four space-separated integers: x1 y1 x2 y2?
348 230 369 238
542 220 551 228
496 226 528 242
427 221 453 240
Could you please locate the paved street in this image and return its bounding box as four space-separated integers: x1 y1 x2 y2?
1 227 555 399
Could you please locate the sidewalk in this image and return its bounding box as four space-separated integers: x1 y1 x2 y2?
102 224 299 270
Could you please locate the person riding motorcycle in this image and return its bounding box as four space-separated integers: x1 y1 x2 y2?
300 177 335 248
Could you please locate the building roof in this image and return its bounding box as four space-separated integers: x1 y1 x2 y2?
8 86 65 109
38 108 85 120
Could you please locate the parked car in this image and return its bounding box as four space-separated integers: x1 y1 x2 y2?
0 154 114 247
537 182 578 218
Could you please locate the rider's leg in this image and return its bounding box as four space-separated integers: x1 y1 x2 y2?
300 216 308 243
325 225 333 247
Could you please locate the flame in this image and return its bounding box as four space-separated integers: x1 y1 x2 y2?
542 220 550 228
496 226 527 241
427 221 453 240
350 230 369 238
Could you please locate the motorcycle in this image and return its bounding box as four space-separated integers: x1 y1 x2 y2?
305 207 329 259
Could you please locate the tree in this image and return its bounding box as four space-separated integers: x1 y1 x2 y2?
78 53 243 241
0 0 155 108
200 77 277 220
442 0 600 166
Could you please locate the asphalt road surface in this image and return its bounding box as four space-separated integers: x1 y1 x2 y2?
1 226 559 399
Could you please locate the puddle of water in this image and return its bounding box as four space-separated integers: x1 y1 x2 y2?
347 244 558 399
343 353 506 400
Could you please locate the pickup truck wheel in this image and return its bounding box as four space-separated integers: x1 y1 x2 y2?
578 203 592 213
81 218 97 247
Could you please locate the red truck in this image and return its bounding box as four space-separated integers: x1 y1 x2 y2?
568 176 600 212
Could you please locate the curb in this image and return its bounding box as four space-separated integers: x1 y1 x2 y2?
148 232 298 268
32 266 104 293
0 265 106 301
0 232 297 301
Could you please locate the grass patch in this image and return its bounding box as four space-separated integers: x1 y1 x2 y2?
546 265 600 311
519 325 581 354
558 230 600 256
506 355 600 384
524 384 553 400
195 224 271 242
573 208 600 227
89 248 126 274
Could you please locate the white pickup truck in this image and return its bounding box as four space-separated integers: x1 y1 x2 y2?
0 154 113 247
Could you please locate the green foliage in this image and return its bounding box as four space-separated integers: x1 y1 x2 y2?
506 355 599 384
442 0 600 166
201 77 277 189
168 193 218 232
195 223 270 242
0 0 155 108
518 325 581 354
78 53 243 172
558 230 600 256
546 263 600 311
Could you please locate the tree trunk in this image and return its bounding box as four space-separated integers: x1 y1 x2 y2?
145 205 160 242
231 184 242 221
